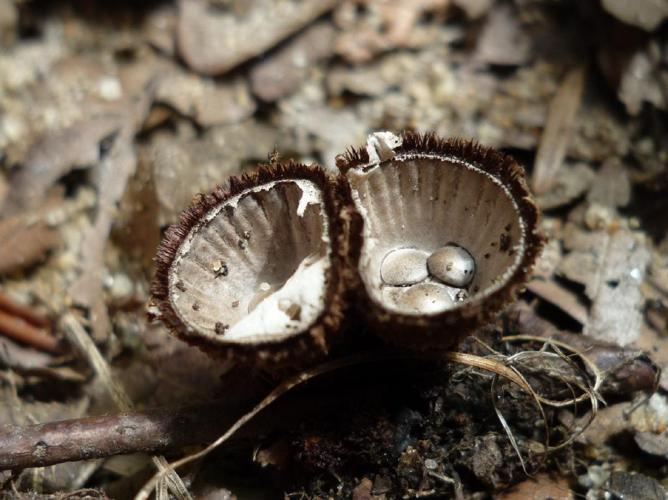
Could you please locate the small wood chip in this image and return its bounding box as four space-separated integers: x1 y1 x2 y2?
532 65 586 195
527 278 589 325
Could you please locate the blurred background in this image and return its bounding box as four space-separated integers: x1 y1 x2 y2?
0 0 667 498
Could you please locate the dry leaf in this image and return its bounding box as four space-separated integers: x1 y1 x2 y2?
177 0 336 75
497 473 573 500
154 69 256 127
618 43 666 115
0 218 60 274
532 65 586 195
2 117 122 215
150 120 281 224
536 162 594 210
334 0 450 63
601 0 668 32
587 162 631 208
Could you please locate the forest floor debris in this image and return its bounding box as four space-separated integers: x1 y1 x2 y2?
0 0 667 497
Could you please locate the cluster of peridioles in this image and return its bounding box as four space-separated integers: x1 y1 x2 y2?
380 244 475 314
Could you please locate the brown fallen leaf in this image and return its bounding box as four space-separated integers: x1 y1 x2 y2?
452 0 492 19
352 477 375 500
334 0 450 63
177 0 336 75
0 308 58 353
69 85 154 342
557 220 652 346
0 173 7 208
635 431 668 458
0 217 60 275
535 163 594 210
278 105 368 167
579 402 631 448
68 136 138 342
617 42 666 115
1 116 122 215
632 325 668 391
143 3 178 55
0 337 53 370
584 230 650 346
587 162 632 208
154 68 256 127
0 0 17 47
150 119 281 224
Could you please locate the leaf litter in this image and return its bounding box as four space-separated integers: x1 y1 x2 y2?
0 0 667 498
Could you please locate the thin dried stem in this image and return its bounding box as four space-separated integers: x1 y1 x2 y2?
61 313 192 500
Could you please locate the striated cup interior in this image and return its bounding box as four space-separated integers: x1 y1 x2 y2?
167 179 331 343
347 155 525 315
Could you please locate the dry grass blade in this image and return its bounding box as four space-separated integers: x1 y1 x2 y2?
490 375 533 475
531 65 586 195
507 351 594 407
502 335 604 397
61 313 192 500
464 337 599 460
441 352 535 393
494 355 551 472
501 336 601 451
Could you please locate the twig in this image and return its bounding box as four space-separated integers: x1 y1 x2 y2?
0 400 235 470
0 292 50 328
0 350 532 475
0 309 59 353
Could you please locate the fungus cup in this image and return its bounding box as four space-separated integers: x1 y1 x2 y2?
150 162 353 368
150 131 544 366
336 131 544 349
